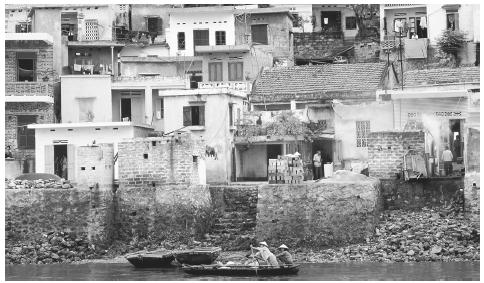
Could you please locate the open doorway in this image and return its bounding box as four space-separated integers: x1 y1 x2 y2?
121 98 131 121
267 144 282 177
312 139 334 176
449 119 464 163
54 144 68 179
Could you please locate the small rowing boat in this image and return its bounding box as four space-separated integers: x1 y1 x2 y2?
126 251 175 268
181 264 300 276
174 247 222 265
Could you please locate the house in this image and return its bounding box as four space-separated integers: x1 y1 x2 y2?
233 7 295 65
385 66 480 176
277 4 314 33
312 4 359 41
130 4 171 44
5 33 57 178
5 5 31 33
28 4 129 77
380 4 479 65
235 62 392 181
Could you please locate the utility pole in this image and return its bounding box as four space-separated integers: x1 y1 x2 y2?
398 29 404 90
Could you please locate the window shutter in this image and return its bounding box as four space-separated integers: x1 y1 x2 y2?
44 145 55 174
145 17 149 32
67 144 76 181
199 106 205 126
183 106 191 126
454 13 459 31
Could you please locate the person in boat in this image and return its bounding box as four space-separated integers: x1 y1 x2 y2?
276 244 294 265
250 241 279 267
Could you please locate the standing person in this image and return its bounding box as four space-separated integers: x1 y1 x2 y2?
442 146 454 176
5 146 13 158
250 241 279 267
453 134 461 161
276 244 294 265
313 150 323 180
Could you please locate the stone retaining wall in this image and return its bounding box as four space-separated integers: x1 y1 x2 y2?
256 180 381 248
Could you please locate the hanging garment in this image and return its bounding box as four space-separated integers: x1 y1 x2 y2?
419 16 427 28
73 64 82 72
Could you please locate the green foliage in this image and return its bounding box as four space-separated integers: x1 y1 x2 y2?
437 29 466 58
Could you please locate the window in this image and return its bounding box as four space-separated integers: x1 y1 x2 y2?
208 62 223 81
17 52 36 82
345 17 357 30
356 121 370 148
85 19 99 40
446 12 459 31
229 104 233 126
177 32 185 50
228 62 243 81
183 105 205 126
77 98 95 122
193 30 209 46
215 31 226 45
17 115 36 149
15 22 31 33
251 24 268 44
147 17 163 33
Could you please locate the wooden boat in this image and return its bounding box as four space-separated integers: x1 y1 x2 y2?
174 247 222 265
181 264 300 276
126 251 175 268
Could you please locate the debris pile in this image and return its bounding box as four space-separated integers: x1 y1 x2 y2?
5 179 73 189
299 208 480 263
5 232 103 264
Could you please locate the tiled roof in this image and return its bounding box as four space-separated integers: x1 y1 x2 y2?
252 63 387 103
404 67 480 86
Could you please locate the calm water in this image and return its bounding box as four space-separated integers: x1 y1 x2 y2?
5 262 479 281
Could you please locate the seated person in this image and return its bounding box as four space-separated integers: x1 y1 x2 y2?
250 241 279 267
276 244 294 265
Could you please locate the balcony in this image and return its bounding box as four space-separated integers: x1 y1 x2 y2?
111 75 189 90
5 82 54 103
198 81 252 92
383 4 426 9
195 44 251 54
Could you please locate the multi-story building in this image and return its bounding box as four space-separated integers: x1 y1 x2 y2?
5 33 57 178
5 5 31 33
312 4 359 41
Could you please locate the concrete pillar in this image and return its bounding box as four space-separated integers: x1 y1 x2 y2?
290 100 296 110
145 86 153 125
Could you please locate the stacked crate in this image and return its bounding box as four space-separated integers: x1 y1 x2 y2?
268 155 304 184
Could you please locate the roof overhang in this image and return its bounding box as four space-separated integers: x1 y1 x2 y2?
28 121 153 130
158 88 247 99
121 56 203 63
5 96 54 104
387 89 471 100
5 33 54 45
68 41 125 48
195 44 250 53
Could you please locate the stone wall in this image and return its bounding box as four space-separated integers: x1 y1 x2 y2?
381 178 463 210
464 127 480 220
367 131 425 179
117 134 205 188
354 41 380 63
256 180 381 248
76 144 114 188
293 32 345 58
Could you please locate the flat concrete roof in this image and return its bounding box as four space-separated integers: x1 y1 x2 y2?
195 44 250 53
5 33 53 45
67 41 125 48
28 121 153 129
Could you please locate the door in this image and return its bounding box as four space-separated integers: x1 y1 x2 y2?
121 98 131 121
267 144 282 177
321 11 342 32
193 30 209 54
54 144 68 179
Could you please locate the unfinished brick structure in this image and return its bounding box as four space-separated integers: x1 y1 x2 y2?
367 131 425 179
76 144 115 188
5 35 56 177
117 133 205 188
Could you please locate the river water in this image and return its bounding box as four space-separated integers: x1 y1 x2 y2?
6 262 479 281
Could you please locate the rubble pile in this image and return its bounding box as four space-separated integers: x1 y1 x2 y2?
299 208 480 263
5 179 73 189
5 232 104 264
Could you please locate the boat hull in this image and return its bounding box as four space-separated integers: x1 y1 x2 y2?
175 247 221 265
126 253 175 268
182 264 300 276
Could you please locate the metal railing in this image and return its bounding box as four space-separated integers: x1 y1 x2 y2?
5 82 53 97
198 81 252 91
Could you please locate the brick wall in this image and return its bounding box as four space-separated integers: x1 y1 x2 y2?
354 41 380 63
76 144 114 188
5 42 55 82
293 32 345 58
368 131 425 179
464 128 480 220
117 133 205 188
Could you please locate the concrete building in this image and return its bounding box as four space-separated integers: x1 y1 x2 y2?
5 5 31 33
277 4 313 33
130 4 171 44
312 4 359 40
5 33 57 179
385 66 480 176
235 63 393 180
28 4 129 77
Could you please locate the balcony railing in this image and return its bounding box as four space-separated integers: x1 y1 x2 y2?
5 82 53 97
198 81 252 92
113 75 188 82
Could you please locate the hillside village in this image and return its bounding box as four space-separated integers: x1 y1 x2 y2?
4 4 481 267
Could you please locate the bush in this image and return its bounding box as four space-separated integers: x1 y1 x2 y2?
437 30 467 64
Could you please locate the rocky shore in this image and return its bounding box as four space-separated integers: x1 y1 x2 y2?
6 207 479 265
6 179 73 190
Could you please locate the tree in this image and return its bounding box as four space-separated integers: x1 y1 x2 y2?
350 4 380 40
437 29 467 66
